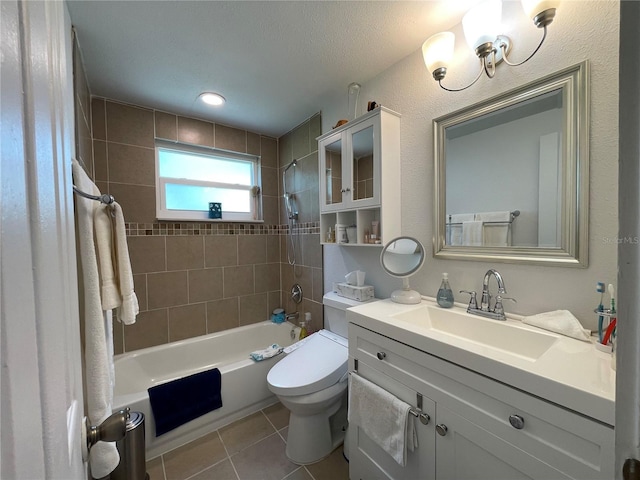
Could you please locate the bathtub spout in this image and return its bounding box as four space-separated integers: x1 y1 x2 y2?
285 312 299 322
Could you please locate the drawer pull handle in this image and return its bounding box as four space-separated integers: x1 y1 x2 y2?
509 414 525 429
376 352 386 360
436 424 448 436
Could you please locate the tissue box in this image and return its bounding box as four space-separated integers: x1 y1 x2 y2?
333 282 375 302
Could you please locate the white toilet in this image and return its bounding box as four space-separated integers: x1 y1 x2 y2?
267 292 371 465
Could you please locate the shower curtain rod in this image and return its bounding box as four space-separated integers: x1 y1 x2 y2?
73 185 115 205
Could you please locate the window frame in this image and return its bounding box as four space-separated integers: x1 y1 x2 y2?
155 140 262 223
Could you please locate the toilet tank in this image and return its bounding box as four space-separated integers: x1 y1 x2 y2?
323 292 376 339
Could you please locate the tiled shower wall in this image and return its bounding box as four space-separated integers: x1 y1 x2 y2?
81 96 322 353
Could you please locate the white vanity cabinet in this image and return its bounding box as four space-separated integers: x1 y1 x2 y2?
317 107 400 246
348 323 614 480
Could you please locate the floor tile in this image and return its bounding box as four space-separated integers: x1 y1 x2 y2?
263 402 290 430
163 432 227 480
146 456 165 480
283 467 313 480
188 458 239 480
219 411 276 455
305 446 349 480
231 432 298 480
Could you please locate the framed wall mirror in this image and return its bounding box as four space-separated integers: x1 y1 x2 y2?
433 61 589 267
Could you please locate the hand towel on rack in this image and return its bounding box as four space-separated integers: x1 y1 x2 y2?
148 368 223 436
71 159 120 478
448 214 474 246
112 202 138 325
348 373 417 467
94 204 120 309
476 211 511 246
462 220 483 246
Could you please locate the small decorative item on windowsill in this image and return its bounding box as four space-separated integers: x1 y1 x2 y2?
209 202 222 219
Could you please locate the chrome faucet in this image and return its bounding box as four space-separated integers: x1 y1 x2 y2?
460 269 516 321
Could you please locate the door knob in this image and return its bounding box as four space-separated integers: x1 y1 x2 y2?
82 407 130 460
509 414 525 429
436 424 448 436
376 352 386 360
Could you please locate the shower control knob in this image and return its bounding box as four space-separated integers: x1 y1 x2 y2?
436 424 448 436
509 414 525 429
376 352 386 360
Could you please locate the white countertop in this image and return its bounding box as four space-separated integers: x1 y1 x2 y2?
347 297 615 426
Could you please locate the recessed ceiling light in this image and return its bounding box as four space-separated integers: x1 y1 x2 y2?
199 92 225 106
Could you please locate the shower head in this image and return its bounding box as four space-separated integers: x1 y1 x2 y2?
284 159 298 173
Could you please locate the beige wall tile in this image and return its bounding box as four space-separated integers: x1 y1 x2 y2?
266 235 280 263
204 236 237 267
278 132 292 167
128 236 166 274
223 265 254 298
247 132 260 155
107 143 155 186
133 274 148 311
261 166 278 197
291 123 310 160
177 116 213 147
168 303 206 342
166 236 204 271
262 196 279 225
302 234 322 268
91 98 106 141
188 268 223 303
255 263 280 294
155 111 177 141
309 113 322 148
112 320 124 355
261 136 278 169
93 140 108 182
124 309 168 351
238 235 266 265
106 102 154 148
107 183 156 223
147 271 188 309
215 124 246 152
206 298 239 332
268 291 281 314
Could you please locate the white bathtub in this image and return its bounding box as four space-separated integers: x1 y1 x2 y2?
113 320 296 459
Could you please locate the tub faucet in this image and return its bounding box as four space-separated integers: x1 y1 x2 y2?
460 269 516 321
285 312 299 322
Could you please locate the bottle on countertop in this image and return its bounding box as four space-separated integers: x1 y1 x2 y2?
437 273 454 308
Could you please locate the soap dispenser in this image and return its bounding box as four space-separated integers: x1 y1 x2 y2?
437 273 454 308
299 312 310 340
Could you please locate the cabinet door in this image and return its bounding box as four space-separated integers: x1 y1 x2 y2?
349 361 436 480
346 117 380 208
319 133 346 212
435 405 571 480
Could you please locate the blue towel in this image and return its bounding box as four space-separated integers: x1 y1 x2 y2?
148 368 222 436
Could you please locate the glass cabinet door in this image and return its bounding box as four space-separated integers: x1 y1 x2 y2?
351 125 374 201
323 137 343 208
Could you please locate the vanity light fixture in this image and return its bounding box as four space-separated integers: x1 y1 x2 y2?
199 92 226 106
422 0 560 92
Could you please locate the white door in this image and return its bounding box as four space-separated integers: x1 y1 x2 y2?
1 0 86 478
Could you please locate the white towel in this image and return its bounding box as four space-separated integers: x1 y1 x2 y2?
94 205 120 310
249 344 284 361
522 310 591 342
112 202 139 325
348 374 417 467
462 220 483 246
476 211 511 247
448 214 474 247
72 159 120 477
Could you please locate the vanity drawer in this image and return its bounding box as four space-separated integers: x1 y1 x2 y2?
349 323 614 479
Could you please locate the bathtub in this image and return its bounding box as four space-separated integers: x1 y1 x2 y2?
112 320 297 459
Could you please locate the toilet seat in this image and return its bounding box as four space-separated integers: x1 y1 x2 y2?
267 330 347 397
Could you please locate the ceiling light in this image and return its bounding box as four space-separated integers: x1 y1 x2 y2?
422 0 560 92
199 92 226 106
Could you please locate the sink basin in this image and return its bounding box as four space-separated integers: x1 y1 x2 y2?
392 305 558 361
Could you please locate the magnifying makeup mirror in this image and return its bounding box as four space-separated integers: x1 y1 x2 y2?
380 236 426 304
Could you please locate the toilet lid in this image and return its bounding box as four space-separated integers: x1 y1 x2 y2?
267 331 348 396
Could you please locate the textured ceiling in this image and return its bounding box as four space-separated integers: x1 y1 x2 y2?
67 1 476 137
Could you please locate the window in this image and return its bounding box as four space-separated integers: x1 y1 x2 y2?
155 141 261 222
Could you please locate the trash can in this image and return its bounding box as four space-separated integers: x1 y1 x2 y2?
111 411 148 480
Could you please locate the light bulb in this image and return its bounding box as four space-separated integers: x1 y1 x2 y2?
199 92 225 106
422 32 455 74
462 0 503 51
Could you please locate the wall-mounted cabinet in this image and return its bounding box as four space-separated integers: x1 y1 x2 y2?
318 107 401 246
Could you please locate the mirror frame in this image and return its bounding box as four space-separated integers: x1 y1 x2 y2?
433 61 590 267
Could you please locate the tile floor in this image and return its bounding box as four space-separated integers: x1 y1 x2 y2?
144 402 350 480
